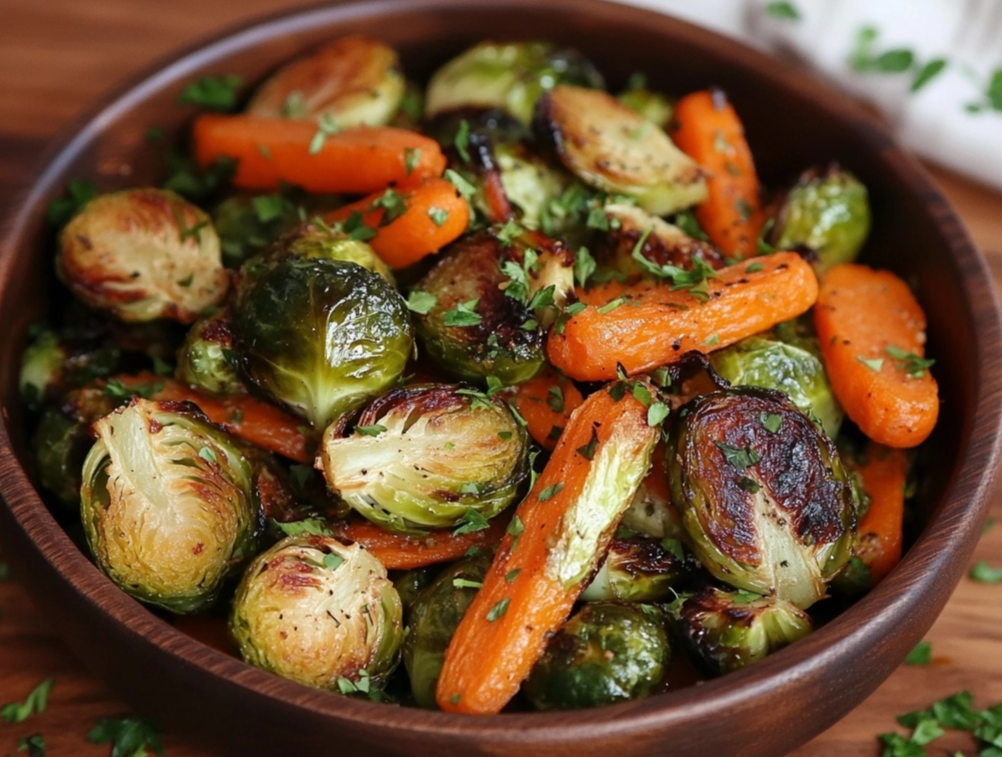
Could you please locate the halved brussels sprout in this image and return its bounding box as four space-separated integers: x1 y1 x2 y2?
402 552 491 707
494 142 573 230
230 535 404 691
426 41 604 125
175 310 245 396
212 194 301 269
394 567 438 615
523 602 670 710
59 188 230 324
412 230 551 384
580 536 691 602
599 203 724 278
267 224 393 282
19 327 120 411
319 384 529 533
231 256 413 429
710 335 844 439
246 36 405 127
80 398 262 613
671 586 813 676
535 85 708 216
770 163 871 275
666 387 856 609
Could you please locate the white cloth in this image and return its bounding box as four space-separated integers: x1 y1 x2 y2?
617 0 1002 190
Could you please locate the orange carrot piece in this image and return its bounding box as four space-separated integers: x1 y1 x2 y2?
509 367 584 450
672 89 765 259
117 373 314 463
814 264 939 448
325 177 470 269
331 516 508 570
436 387 657 714
191 114 446 194
855 443 908 585
548 251 818 381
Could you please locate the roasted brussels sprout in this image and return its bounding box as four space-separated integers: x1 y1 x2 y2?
426 41 604 125
492 142 571 230
523 602 670 710
231 256 413 429
671 586 813 676
710 335 844 438
620 463 686 541
394 568 438 615
320 384 529 533
580 536 691 602
535 85 707 216
58 188 230 323
617 81 673 128
175 311 245 396
80 398 262 613
599 203 724 278
246 36 405 127
770 163 871 275
212 194 301 268
402 553 491 707
268 224 393 282
412 230 553 384
231 535 404 691
666 387 856 609
19 327 120 411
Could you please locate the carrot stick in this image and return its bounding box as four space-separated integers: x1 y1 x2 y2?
331 516 508 570
324 178 470 269
548 251 818 381
672 89 765 259
436 386 658 714
116 373 314 463
191 114 446 194
509 367 584 450
854 443 908 586
814 264 939 448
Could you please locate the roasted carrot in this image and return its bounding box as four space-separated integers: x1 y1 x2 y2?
191 114 446 194
672 89 765 259
436 386 658 714
331 516 508 570
116 373 314 463
548 251 818 381
854 443 908 585
509 367 584 450
324 177 470 269
814 264 939 448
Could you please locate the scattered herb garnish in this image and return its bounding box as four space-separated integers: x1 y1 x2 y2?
647 402 670 427
486 597 510 622
904 640 932 666
275 519 334 538
308 113 340 155
323 553 345 571
574 247 596 289
87 715 164 757
178 74 243 111
453 509 490 536
356 424 387 437
453 577 484 590
404 147 421 176
537 483 564 502
547 386 565 413
760 413 783 433
598 296 628 315
576 426 600 461
444 298 483 327
857 355 885 372
16 734 45 757
660 538 684 561
454 119 472 162
715 442 761 469
406 290 437 315
969 561 1002 584
46 179 98 227
445 168 477 201
505 568 522 583
885 345 935 379
368 187 409 225
1 678 54 724
427 206 449 226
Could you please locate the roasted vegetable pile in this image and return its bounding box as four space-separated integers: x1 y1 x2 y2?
22 34 938 713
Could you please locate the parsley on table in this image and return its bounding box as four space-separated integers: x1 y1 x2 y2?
178 74 243 111
16 733 45 757
87 715 164 757
969 561 1002 584
880 690 1002 757
849 26 948 95
1 677 54 724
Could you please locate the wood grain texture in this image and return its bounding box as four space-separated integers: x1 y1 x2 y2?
0 2 1001 756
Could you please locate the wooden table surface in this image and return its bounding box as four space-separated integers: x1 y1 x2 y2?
1 2 1001 755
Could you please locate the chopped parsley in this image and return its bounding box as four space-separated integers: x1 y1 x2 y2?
275 519 334 538
443 298 483 327
715 442 761 469
46 179 97 227
453 577 483 589
760 412 783 433
574 246 597 289
453 509 490 536
486 597 510 622
16 734 45 757
904 640 932 666
406 290 437 315
969 561 1002 584
857 355 885 372
879 689 1002 757
356 424 387 437
505 568 522 583
554 301 587 334
368 187 409 226
197 446 218 464
334 210 378 241
631 230 719 301
1 678 54 724
576 426 599 461
280 90 308 118
444 168 477 200
404 146 421 176
632 382 652 406
738 476 761 494
598 296 628 314
586 206 610 230
252 193 288 223
660 538 684 561
427 206 449 226
454 119 472 162
178 74 243 111
323 553 344 572
885 345 935 379
308 113 340 155
911 58 948 93
547 386 565 413
731 589 762 605
537 483 564 502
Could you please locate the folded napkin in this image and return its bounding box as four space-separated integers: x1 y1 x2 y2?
618 0 1002 191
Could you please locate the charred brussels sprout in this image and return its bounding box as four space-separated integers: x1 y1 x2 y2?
320 384 528 533
666 387 856 609
247 36 405 127
212 194 300 268
59 188 229 323
80 398 262 613
581 536 691 602
671 586 812 676
175 311 245 396
426 41 604 125
535 85 708 216
231 535 404 691
710 336 844 438
492 142 572 230
267 224 393 282
771 164 871 275
402 553 491 707
524 602 670 710
412 231 551 384
19 327 120 411
231 256 413 429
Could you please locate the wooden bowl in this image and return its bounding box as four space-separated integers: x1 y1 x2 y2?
2 1 1001 755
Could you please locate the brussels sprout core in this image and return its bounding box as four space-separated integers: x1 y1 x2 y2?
231 535 404 691
666 387 856 609
320 384 528 533
80 398 261 613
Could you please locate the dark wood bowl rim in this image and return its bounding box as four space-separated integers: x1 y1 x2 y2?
2 0 1001 742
